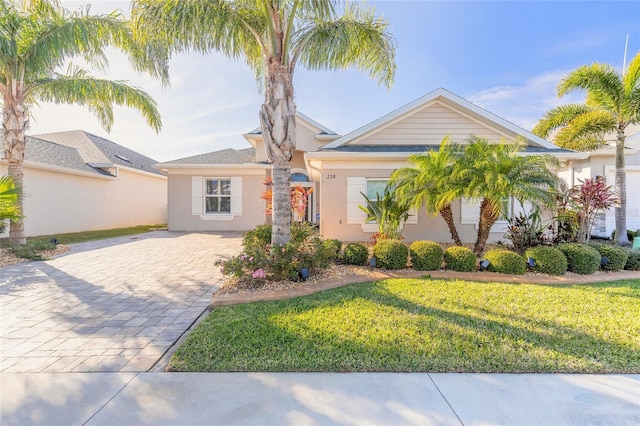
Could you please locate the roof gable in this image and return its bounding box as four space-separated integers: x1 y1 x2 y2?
322 88 558 150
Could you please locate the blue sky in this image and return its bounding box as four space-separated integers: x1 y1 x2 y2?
31 1 640 162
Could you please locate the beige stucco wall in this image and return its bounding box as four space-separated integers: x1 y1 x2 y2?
251 119 327 163
317 165 506 243
167 172 267 232
0 163 167 237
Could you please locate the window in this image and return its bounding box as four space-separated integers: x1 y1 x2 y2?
291 172 309 182
205 178 231 213
366 179 388 201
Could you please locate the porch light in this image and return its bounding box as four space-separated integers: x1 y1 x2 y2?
479 259 490 270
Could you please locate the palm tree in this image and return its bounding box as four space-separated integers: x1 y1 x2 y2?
0 175 22 233
533 53 640 245
455 137 558 255
390 136 464 245
132 0 396 244
1 0 167 244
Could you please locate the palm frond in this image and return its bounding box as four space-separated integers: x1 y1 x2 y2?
558 62 623 103
532 104 594 138
552 110 616 151
294 2 396 88
33 69 162 132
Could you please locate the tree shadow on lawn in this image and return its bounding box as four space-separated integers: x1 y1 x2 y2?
172 279 640 373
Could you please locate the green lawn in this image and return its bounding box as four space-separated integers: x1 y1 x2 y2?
29 224 165 245
1 225 165 260
168 278 640 373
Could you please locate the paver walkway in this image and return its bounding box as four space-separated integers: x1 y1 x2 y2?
0 231 242 373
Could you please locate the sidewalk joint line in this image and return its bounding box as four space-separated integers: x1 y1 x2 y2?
82 372 139 425
428 373 465 426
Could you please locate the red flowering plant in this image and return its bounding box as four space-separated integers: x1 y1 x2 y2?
567 177 617 243
260 177 313 221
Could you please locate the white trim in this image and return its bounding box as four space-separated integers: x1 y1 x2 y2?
155 163 269 172
305 150 588 161
198 214 234 221
0 159 117 180
322 88 560 150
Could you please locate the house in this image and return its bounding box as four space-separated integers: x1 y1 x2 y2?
159 87 638 243
0 130 167 237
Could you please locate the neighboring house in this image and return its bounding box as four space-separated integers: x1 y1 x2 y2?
0 130 167 237
562 124 640 237
160 88 593 243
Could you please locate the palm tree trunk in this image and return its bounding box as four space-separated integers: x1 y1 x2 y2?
614 125 629 245
439 204 462 246
259 62 296 245
474 198 499 255
2 96 28 244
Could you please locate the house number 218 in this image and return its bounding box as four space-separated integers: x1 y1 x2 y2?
326 174 336 179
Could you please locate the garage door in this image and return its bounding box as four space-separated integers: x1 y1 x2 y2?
605 166 640 236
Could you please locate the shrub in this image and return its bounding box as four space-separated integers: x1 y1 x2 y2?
323 239 342 260
557 243 601 275
624 248 640 271
217 224 330 281
291 222 317 244
504 209 548 254
343 242 369 265
483 249 527 275
409 241 443 271
589 243 628 272
242 224 272 252
443 246 476 272
373 239 408 269
524 246 568 276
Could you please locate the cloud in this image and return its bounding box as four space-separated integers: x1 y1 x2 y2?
468 70 584 132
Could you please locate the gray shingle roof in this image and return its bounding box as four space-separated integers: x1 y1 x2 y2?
159 148 257 165
24 131 163 176
26 137 98 173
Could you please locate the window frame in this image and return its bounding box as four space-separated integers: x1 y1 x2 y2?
204 177 232 215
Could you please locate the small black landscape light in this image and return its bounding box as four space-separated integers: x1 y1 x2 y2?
527 257 536 268
479 259 490 270
601 256 609 266
369 257 376 267
298 267 310 281
50 238 59 245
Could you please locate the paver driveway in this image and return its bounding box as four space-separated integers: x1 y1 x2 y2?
0 231 242 373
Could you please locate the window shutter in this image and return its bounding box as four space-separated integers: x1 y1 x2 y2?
230 177 242 216
191 176 203 215
460 198 480 225
346 177 367 224
406 207 419 224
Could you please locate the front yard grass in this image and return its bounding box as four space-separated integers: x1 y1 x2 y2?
168 278 640 373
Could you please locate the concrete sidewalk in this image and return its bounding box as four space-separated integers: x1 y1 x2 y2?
1 372 638 425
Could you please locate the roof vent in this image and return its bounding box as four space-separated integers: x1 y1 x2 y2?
115 154 131 163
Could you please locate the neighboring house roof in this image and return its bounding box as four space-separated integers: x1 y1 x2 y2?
25 137 104 174
29 130 163 176
322 87 560 150
158 148 258 166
